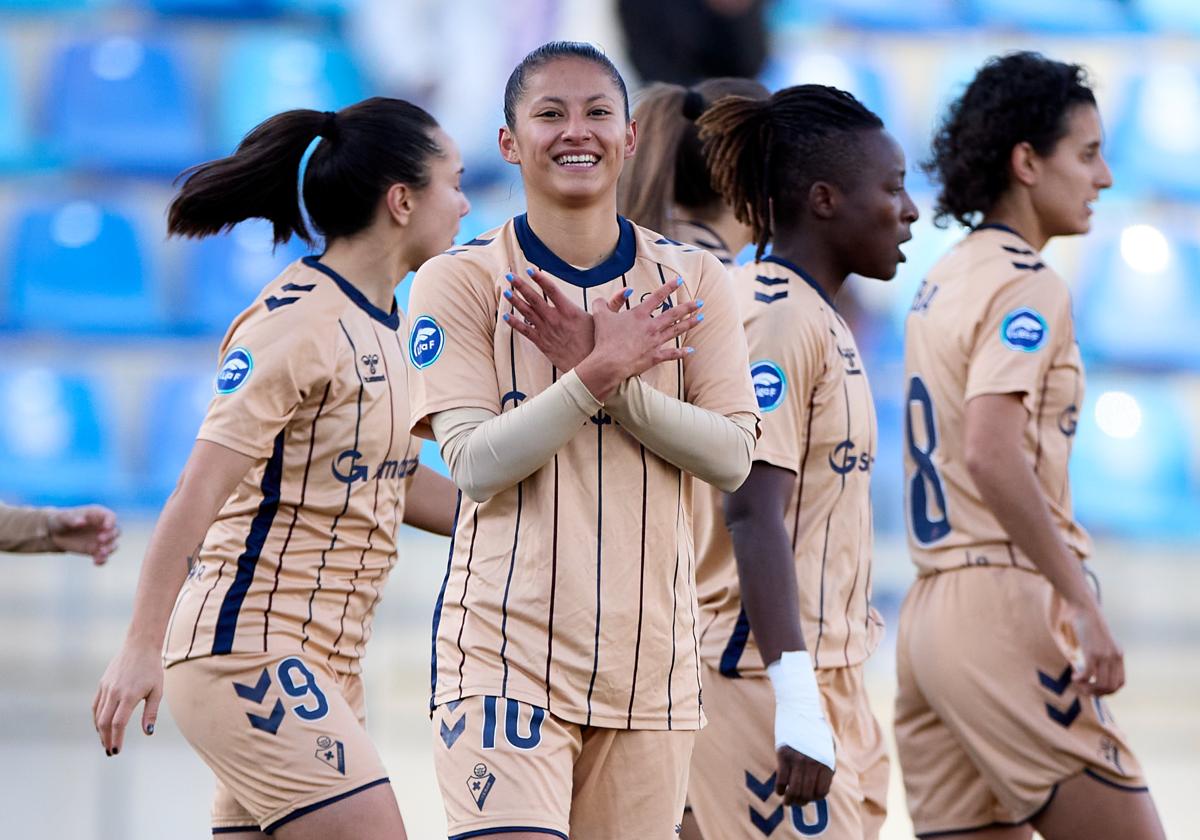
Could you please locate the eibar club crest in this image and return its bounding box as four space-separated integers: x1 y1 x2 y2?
467 762 496 811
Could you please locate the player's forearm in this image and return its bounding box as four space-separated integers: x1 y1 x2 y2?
0 503 56 553
432 370 601 503
967 443 1095 610
725 490 806 666
402 466 457 537
604 377 755 491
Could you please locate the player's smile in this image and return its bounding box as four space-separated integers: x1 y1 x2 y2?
554 152 600 168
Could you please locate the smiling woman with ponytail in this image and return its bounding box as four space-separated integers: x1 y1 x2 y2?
93 97 470 840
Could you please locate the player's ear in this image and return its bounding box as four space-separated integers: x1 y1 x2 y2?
384 182 413 227
498 125 521 166
624 117 637 160
1010 140 1039 188
808 180 837 220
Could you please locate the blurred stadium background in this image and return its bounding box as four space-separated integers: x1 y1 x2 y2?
0 0 1196 836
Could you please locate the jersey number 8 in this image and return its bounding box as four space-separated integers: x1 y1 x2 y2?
906 375 951 545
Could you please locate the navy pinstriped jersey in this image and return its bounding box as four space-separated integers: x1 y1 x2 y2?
163 257 420 676
696 257 885 675
409 215 758 730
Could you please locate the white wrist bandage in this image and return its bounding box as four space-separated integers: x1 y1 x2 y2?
767 650 836 771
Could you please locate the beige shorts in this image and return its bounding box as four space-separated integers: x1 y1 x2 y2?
432 694 695 839
688 662 888 839
164 652 389 834
895 567 1148 837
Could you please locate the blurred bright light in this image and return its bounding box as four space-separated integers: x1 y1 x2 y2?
1095 391 1142 439
1142 65 1200 155
785 52 857 93
91 37 144 82
52 201 102 249
1120 224 1170 274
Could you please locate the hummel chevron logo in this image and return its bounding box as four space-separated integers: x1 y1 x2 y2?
755 275 788 286
1046 697 1082 728
233 669 272 703
264 295 300 311
754 291 788 305
280 282 316 292
441 714 467 749
745 770 776 801
248 699 286 735
749 804 785 836
1038 665 1073 695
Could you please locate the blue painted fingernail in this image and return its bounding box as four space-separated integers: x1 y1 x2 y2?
503 289 512 299
623 288 633 298
527 268 536 276
502 313 510 322
675 277 684 286
696 313 704 322
686 346 695 354
696 299 704 307
505 273 515 282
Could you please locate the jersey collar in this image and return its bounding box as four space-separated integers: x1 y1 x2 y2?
972 222 1037 249
302 256 401 330
514 213 637 288
761 254 836 309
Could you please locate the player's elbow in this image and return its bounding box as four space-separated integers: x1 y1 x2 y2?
963 438 1003 489
708 419 755 493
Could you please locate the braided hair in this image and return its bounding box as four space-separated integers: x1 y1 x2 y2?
699 84 882 260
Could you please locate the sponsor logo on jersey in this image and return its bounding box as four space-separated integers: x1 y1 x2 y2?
332 449 419 484
410 315 445 368
750 360 787 412
215 347 253 394
1000 308 1048 352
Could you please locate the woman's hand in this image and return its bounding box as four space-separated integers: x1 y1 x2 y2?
501 268 626 371
575 277 704 402
92 640 163 755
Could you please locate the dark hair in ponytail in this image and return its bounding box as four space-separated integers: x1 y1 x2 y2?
504 41 630 128
699 84 883 260
168 97 442 247
618 77 769 234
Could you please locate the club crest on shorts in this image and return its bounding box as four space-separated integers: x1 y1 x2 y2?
1000 307 1048 352
410 315 445 368
750 360 787 412
215 347 253 394
467 762 496 811
314 735 345 775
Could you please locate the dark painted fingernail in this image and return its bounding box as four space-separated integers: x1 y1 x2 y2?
503 289 512 299
623 288 633 298
112 747 119 755
105 749 112 756
146 724 155 735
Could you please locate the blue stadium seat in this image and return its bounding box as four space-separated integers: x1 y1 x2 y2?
1106 63 1200 200
215 31 366 154
963 0 1133 32
182 218 311 334
1071 376 1197 539
0 44 40 172
0 368 121 506
144 0 276 16
42 35 204 175
801 0 963 30
7 199 164 333
1075 223 1200 370
140 371 212 505
1136 0 1200 34
0 0 108 9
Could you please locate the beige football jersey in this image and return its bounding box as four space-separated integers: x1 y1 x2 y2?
163 257 420 676
408 214 757 730
696 257 885 675
903 224 1090 575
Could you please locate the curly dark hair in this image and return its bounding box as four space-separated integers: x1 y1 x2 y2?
924 51 1097 229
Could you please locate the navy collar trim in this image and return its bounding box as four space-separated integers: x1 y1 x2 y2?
302 256 401 330
761 255 836 309
513 213 637 288
678 219 730 253
973 222 1030 243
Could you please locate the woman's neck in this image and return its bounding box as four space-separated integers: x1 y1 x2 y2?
981 191 1048 251
524 197 622 268
320 234 409 312
769 238 846 303
675 207 752 255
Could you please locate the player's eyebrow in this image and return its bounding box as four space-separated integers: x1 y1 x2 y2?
529 94 617 108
